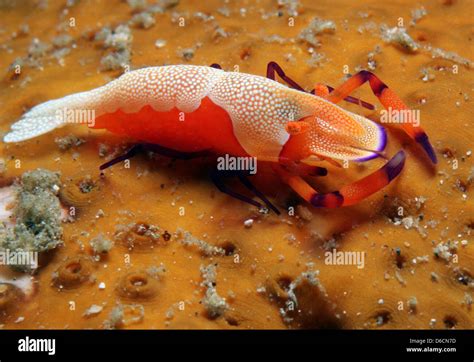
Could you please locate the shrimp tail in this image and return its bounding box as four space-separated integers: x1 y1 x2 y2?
3 89 101 143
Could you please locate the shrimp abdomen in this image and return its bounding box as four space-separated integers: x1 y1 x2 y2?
93 97 248 155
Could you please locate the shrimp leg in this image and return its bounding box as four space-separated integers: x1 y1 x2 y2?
324 70 437 164
274 150 406 208
210 169 280 214
99 143 209 171
236 173 280 214
210 169 264 210
266 61 374 110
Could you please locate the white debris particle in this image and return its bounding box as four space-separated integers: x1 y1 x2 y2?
200 264 228 318
286 264 323 308
391 215 427 238
178 47 195 61
420 67 435 82
410 7 427 26
217 6 230 17
165 308 174 320
367 49 378 70
395 270 406 286
414 196 427 210
14 316 25 323
277 0 300 17
428 46 473 68
306 52 326 67
433 241 456 262
83 304 103 317
407 296 418 312
380 25 419 52
129 12 156 29
243 219 254 228
90 234 114 254
95 209 105 218
357 21 377 34
298 17 336 47
154 39 167 48
103 25 132 51
402 216 414 229
103 303 144 329
277 264 324 325
263 34 289 44
97 24 132 71
378 299 384 305
126 0 147 11
55 134 86 150
464 293 472 309
98 282 106 290
415 255 429 264
176 228 225 256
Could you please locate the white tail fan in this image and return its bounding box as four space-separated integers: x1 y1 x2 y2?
3 90 101 143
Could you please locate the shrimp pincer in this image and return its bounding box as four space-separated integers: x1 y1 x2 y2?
3 62 437 212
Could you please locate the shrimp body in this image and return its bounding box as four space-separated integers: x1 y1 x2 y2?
4 64 436 209
3 65 384 163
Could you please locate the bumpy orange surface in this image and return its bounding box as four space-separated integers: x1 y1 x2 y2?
0 0 472 329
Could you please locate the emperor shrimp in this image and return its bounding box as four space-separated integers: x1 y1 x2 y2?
3 62 437 213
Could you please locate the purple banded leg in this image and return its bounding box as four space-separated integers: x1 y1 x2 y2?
311 85 375 110
266 61 306 91
279 158 328 177
326 70 437 164
99 143 209 170
266 61 375 110
276 151 406 208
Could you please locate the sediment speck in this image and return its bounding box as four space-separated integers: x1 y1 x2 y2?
176 228 225 256
200 264 228 319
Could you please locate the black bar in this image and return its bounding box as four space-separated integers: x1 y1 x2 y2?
0 329 472 361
